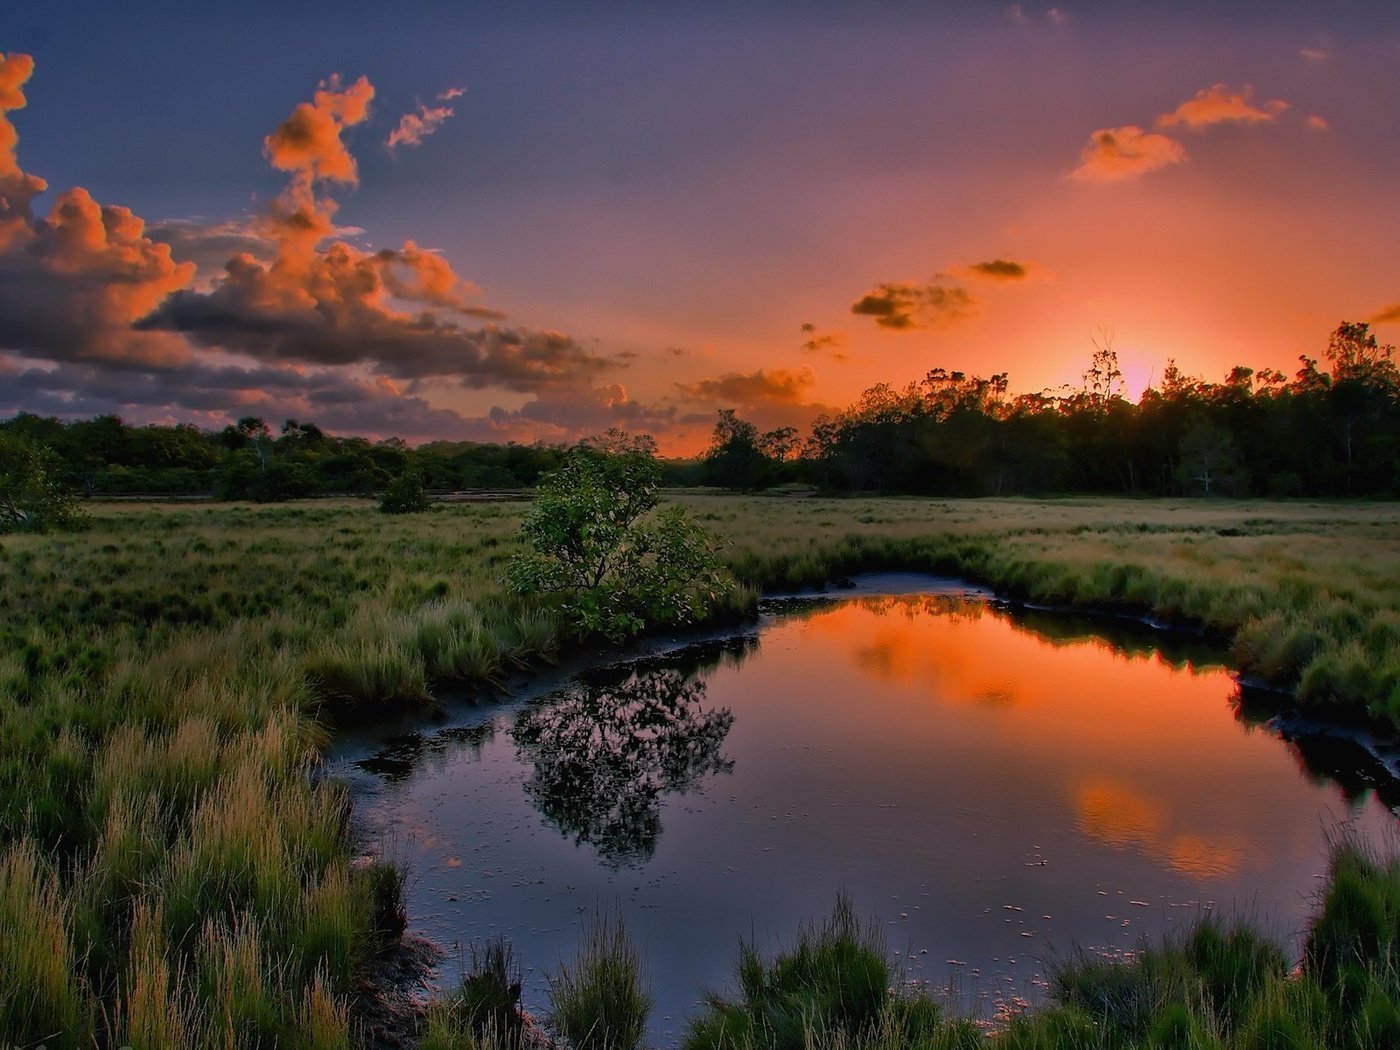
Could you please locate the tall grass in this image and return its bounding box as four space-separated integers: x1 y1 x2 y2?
549 915 652 1050
1 494 1398 1045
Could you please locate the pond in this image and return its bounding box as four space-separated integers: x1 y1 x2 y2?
336 575 1399 1040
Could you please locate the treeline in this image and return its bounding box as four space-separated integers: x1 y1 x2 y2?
3 321 1397 501
700 321 1400 497
0 414 567 500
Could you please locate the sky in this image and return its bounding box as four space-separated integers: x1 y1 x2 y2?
3 1 1399 454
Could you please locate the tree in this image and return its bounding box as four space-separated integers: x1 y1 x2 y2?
703 409 766 490
0 434 88 533
507 433 729 642
1176 420 1246 496
378 468 432 514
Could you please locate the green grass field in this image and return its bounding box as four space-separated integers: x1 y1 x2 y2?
1 494 1398 1047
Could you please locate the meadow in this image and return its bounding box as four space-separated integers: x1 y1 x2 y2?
1 493 1399 1048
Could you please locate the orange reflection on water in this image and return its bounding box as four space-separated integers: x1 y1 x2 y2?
1074 776 1247 879
779 594 1340 883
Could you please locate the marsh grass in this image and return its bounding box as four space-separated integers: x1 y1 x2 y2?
549 915 652 1050
686 895 892 1050
1 494 1398 1045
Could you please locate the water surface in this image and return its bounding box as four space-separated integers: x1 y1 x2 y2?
339 577 1398 1038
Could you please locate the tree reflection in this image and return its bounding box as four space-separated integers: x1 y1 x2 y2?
510 667 735 867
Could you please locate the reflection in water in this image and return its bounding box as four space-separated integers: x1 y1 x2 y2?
356 721 496 781
510 667 735 867
1073 776 1247 879
350 580 1400 1040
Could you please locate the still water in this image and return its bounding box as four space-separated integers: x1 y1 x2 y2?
338 576 1398 1038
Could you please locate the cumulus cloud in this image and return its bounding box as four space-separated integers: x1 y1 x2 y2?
1156 84 1287 130
0 56 197 366
1070 125 1188 183
1369 304 1400 325
139 75 610 390
387 86 464 152
850 281 976 330
0 58 623 446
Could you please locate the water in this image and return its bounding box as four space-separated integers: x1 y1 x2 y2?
336 575 1399 1039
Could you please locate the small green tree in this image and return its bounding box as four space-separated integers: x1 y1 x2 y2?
507 431 728 642
378 468 432 514
0 433 88 533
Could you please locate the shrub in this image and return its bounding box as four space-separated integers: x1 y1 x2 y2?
379 469 432 514
0 433 88 534
507 432 730 642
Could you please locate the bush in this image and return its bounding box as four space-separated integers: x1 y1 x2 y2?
379 469 432 514
0 433 88 534
507 432 730 642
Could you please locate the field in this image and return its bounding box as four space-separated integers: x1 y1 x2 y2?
2 494 1399 1047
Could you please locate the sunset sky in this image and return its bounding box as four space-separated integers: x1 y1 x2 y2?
3 1 1398 453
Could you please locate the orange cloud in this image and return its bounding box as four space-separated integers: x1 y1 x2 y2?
678 365 817 405
1156 83 1287 130
0 53 49 250
387 87 464 152
1070 125 1187 183
140 75 607 389
850 281 976 330
264 73 373 184
1307 114 1329 131
0 55 196 366
1370 304 1400 325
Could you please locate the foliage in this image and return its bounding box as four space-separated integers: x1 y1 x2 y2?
548 915 652 1050
0 432 88 534
507 433 729 641
379 467 433 514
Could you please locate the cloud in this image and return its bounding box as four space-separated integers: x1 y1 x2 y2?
1307 114 1329 131
146 218 277 281
1369 304 1400 325
137 77 611 390
677 366 817 406
850 281 976 330
1070 125 1187 183
264 73 373 185
964 258 1030 281
0 56 197 366
387 86 464 152
1156 84 1287 130
1300 48 1329 62
799 323 849 360
1 53 51 249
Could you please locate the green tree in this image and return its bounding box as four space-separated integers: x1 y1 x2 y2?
0 434 88 533
379 468 432 514
507 432 728 642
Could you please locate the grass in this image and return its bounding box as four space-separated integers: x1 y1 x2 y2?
549 915 652 1050
0 493 1397 1046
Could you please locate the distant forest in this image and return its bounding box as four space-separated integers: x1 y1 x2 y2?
3 322 1397 500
